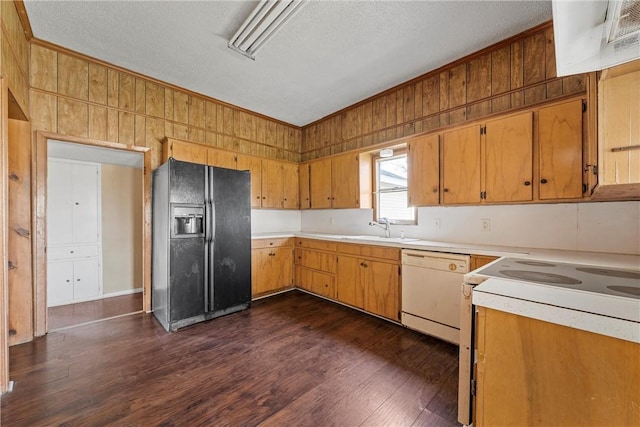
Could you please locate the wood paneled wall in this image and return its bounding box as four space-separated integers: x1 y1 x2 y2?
301 22 587 161
29 43 302 169
0 1 29 117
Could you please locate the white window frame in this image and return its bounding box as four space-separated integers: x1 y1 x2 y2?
372 150 416 225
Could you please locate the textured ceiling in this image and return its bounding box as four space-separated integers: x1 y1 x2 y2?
24 1 552 126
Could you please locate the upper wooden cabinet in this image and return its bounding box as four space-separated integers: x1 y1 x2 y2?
593 61 640 200
442 124 482 205
260 159 299 209
483 112 533 203
207 148 236 169
304 153 372 209
538 99 584 200
407 133 440 206
163 138 209 164
299 163 311 209
236 154 262 208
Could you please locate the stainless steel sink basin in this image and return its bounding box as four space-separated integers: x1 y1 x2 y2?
341 235 421 243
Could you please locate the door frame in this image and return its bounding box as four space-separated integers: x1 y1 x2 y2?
33 131 151 336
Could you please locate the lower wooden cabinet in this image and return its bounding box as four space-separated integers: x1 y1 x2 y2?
295 268 335 299
475 307 640 426
251 239 293 298
336 243 400 321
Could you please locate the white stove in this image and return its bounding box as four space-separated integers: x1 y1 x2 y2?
476 258 640 300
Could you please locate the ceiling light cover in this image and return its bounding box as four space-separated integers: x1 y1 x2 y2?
228 0 306 60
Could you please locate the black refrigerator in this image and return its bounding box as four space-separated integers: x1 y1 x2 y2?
152 158 251 331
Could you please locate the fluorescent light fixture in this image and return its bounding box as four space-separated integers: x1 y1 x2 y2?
380 148 394 158
228 0 306 60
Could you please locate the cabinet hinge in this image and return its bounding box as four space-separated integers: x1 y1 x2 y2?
593 165 598 176
582 101 587 113
398 266 401 276
582 183 588 194
480 191 486 200
480 126 486 135
471 379 477 396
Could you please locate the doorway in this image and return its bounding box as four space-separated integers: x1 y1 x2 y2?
33 132 151 335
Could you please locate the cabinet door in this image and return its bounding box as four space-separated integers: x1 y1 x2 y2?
407 133 440 206
299 163 310 209
538 100 584 200
47 161 73 245
336 255 364 309
442 125 481 204
252 247 293 297
484 112 533 202
282 162 300 209
73 258 100 300
261 160 284 208
296 267 335 299
72 163 99 244
47 261 74 306
364 260 399 321
169 140 208 164
207 148 236 169
309 158 332 208
332 154 360 208
237 155 262 208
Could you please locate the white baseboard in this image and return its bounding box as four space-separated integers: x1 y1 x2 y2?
103 288 143 298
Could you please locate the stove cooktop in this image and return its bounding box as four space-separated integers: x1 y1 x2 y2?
477 258 640 300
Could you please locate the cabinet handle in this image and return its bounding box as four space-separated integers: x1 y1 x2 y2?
262 197 266 199
256 196 260 199
75 202 79 205
327 197 331 200
524 181 531 186
541 179 548 184
443 188 449 193
77 279 80 282
66 280 70 283
433 188 438 193
70 250 74 254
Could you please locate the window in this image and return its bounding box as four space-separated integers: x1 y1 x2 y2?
373 151 416 224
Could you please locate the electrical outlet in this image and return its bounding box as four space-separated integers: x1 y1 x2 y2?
481 219 491 232
434 218 441 229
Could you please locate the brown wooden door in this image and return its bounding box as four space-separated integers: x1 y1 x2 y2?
260 159 284 208
484 112 533 203
442 124 481 204
336 255 364 309
538 100 584 200
236 154 262 208
282 162 299 209
332 154 360 208
299 163 310 210
207 148 236 169
407 133 440 206
364 260 399 321
309 158 332 209
169 140 208 164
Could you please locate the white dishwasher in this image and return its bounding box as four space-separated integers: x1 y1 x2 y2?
401 249 470 344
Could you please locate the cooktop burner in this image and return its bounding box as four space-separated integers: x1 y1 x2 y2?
500 270 582 285
476 258 640 300
576 267 640 280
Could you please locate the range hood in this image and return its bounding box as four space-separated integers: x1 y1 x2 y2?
553 0 640 76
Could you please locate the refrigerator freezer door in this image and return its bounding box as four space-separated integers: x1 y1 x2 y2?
208 166 251 313
169 238 205 323
169 158 205 204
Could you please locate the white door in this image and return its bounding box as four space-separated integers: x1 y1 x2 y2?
73 259 100 300
47 261 74 306
71 163 99 244
47 161 74 245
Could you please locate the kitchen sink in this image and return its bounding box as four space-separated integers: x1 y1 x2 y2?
341 235 421 243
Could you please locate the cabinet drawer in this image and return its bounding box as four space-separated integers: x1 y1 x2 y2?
337 243 400 262
48 245 99 261
295 238 337 252
295 248 336 273
296 267 336 299
252 238 293 249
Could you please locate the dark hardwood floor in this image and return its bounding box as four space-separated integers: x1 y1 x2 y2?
2 291 461 426
48 292 144 330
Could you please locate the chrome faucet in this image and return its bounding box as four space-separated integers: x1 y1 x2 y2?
369 217 391 238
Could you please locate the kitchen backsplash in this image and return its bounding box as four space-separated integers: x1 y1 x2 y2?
252 202 639 255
